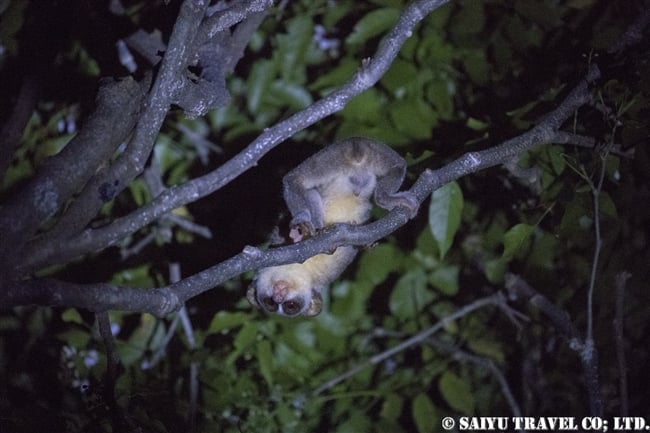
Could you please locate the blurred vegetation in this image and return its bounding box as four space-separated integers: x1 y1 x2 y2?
1 0 649 432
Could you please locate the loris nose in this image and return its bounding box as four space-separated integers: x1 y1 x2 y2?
272 282 289 303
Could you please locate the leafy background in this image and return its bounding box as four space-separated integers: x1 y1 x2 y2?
1 0 649 432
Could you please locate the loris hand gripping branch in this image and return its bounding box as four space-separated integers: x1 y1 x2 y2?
247 137 419 317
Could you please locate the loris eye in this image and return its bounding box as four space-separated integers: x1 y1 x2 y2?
260 297 279 312
282 299 304 315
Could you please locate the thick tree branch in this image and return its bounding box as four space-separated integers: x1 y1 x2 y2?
222 11 268 73
1 278 180 316
15 75 151 262
0 77 144 274
11 0 270 277
16 0 450 274
175 0 272 117
99 0 210 187
0 0 213 279
123 29 167 66
1 59 601 311
197 0 273 45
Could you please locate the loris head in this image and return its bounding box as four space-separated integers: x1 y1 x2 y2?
247 263 323 316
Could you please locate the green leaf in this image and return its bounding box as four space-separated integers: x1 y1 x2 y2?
335 245 405 320
119 314 164 366
356 243 402 285
515 0 564 28
425 76 455 119
61 309 83 324
412 392 437 433
381 58 418 94
431 301 459 334
207 311 252 334
346 8 399 46
428 265 459 296
415 225 441 259
506 14 545 50
256 339 273 387
311 58 357 92
340 88 387 123
286 321 317 351
599 191 618 219
335 410 372 433
227 322 259 365
507 99 542 122
429 182 463 260
225 120 266 142
1 158 34 190
485 257 507 284
388 98 438 139
380 393 404 421
527 231 560 270
330 281 371 321
502 223 534 260
466 117 489 131
322 2 353 28
415 31 454 66
247 60 276 113
128 178 151 207
461 49 490 87
452 1 485 35
467 338 505 363
273 341 312 376
153 135 183 175
547 145 567 175
56 329 91 348
268 80 313 110
389 269 434 318
0 0 28 52
111 264 155 288
34 135 73 162
68 41 100 76
0 315 20 332
438 371 475 415
276 16 312 82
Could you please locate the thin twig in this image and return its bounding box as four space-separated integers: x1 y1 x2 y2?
505 274 603 416
168 263 199 433
427 339 524 423
586 151 608 344
553 131 634 159
312 293 508 396
96 312 136 431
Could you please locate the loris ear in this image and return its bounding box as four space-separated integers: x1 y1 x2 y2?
303 289 323 316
